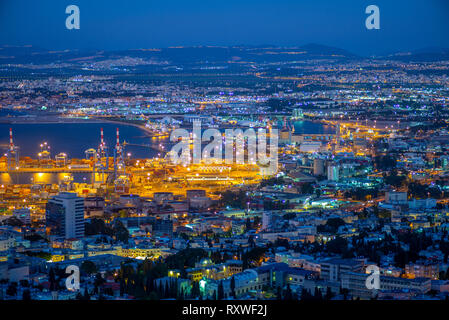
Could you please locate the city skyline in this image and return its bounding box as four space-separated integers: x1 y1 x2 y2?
1 0 449 307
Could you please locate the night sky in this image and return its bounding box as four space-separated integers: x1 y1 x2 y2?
0 0 448 55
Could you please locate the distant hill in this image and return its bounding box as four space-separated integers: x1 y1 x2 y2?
380 47 449 62
0 43 360 65
3 44 449 65
0 45 48 56
297 43 358 58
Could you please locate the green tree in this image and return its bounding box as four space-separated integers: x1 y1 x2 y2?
80 260 97 275
83 286 91 300
6 283 17 297
284 283 293 300
22 289 31 300
218 280 224 300
113 220 130 243
324 287 333 300
230 276 236 298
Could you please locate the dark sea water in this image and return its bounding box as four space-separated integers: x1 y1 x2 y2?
275 120 335 134
292 121 335 134
0 122 158 158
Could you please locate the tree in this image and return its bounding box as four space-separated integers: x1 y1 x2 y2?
374 154 396 170
326 237 348 255
340 287 349 300
83 286 91 300
324 287 333 300
84 218 114 236
49 268 58 291
384 170 406 188
220 190 248 209
218 280 224 300
80 260 97 275
178 287 185 300
317 218 346 233
165 248 208 270
313 287 322 300
248 235 256 247
6 283 17 297
408 182 428 199
300 288 312 301
120 278 125 296
284 283 293 300
245 218 251 230
241 247 267 268
94 272 105 293
147 291 158 300
20 280 29 288
276 286 283 300
301 183 314 194
113 221 130 243
191 281 200 298
22 289 31 300
230 276 236 298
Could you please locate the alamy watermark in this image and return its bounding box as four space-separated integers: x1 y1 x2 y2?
64 5 378 31
169 120 278 174
66 5 80 30
365 5 380 30
65 265 80 291
365 264 380 290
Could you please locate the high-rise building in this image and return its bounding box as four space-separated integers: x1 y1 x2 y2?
327 163 339 181
292 108 303 119
46 192 85 240
153 218 173 238
313 158 325 176
262 211 272 231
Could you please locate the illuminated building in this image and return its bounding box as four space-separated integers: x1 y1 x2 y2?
262 211 272 231
405 261 439 280
45 192 85 240
327 163 339 181
341 272 432 299
292 108 304 119
313 158 325 176
153 218 173 238
187 259 243 282
320 258 364 282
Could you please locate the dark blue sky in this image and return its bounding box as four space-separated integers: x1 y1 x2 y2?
0 0 448 55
